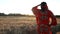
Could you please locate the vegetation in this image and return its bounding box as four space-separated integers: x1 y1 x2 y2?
0 13 60 34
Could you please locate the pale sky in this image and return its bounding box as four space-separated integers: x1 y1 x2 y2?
0 0 60 15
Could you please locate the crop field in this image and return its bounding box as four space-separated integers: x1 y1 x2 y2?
0 16 60 34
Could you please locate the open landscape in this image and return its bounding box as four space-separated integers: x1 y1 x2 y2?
0 16 60 34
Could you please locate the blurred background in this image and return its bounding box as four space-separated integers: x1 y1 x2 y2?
0 0 60 34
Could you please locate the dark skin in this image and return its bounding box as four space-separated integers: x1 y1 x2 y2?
32 2 57 34
40 2 47 12
32 3 47 16
36 2 47 12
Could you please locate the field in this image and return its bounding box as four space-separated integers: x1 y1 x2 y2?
0 16 60 34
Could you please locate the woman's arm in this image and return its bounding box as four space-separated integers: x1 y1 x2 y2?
32 5 40 16
50 11 57 26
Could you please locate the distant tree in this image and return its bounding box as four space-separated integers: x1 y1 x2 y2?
8 13 23 16
0 13 6 16
56 15 60 18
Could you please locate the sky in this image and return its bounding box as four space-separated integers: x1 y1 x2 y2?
0 0 60 15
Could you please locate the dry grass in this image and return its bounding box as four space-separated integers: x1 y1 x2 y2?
0 16 60 34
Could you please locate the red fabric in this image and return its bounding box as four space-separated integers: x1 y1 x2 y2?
32 5 57 34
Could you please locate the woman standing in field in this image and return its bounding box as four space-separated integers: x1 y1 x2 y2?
32 2 57 34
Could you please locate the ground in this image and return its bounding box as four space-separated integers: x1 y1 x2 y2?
0 16 60 34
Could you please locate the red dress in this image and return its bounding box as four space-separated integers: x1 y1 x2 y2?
32 5 57 34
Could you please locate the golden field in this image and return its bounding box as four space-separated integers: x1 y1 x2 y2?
0 16 60 34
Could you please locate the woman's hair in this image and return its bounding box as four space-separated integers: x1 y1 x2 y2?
40 2 47 6
40 2 48 11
